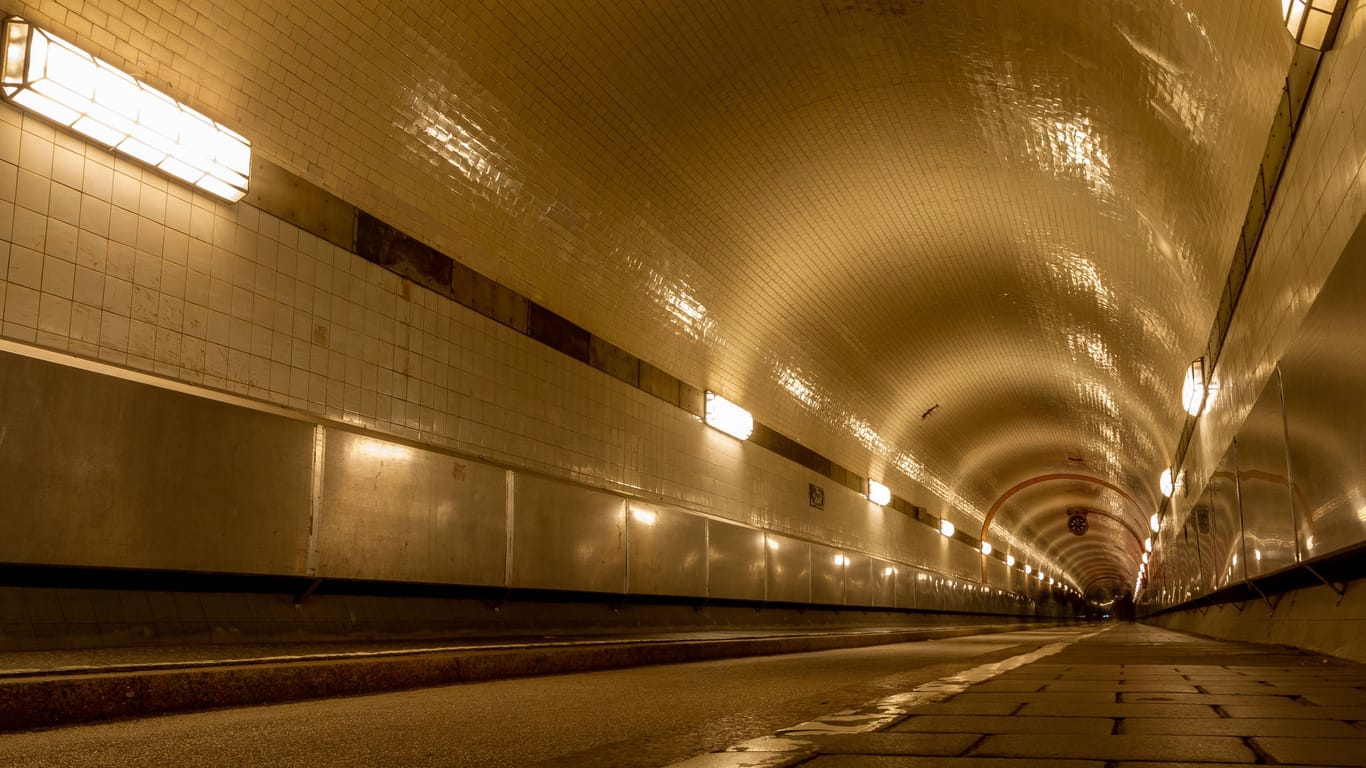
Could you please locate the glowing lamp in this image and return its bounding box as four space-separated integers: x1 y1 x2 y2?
704 391 753 440
980 542 992 556
939 520 955 538
1283 0 1345 50
1150 512 1161 532
1144 537 1153 552
1 17 250 202
1159 468 1174 498
867 479 891 506
1006 555 1016 567
1024 564 1032 575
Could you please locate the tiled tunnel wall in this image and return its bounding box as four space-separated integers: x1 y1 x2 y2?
0 96 1074 647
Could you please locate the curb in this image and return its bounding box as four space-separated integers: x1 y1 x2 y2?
0 621 1060 732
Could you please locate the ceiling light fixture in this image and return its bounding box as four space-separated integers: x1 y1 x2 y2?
1160 468 1175 498
980 542 992 556
1282 0 1345 50
1181 358 1215 416
939 520 955 538
1 17 251 201
1144 537 1153 552
1024 564 1032 574
704 391 754 440
1006 555 1016 567
1150 512 1161 532
867 479 891 507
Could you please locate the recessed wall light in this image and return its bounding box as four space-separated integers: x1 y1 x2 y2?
867 479 891 506
1 17 251 201
939 520 955 537
704 391 754 440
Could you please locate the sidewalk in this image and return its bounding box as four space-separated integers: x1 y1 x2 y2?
674 623 1366 767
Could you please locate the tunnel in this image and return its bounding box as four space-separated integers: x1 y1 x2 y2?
1 1 1366 765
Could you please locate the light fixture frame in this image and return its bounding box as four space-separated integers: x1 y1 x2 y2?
703 391 754 440
867 479 891 507
1282 0 1345 50
1 16 251 202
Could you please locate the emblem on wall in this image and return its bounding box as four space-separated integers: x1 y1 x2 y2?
809 483 825 510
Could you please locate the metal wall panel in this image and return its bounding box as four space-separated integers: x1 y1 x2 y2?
1206 447 1243 591
1235 369 1299 578
510 474 625 592
918 572 945 612
706 521 765 600
626 502 707 596
0 352 312 575
894 566 920 610
869 559 896 608
764 533 811 604
317 431 507 585
1280 251 1366 560
810 543 846 605
843 552 872 606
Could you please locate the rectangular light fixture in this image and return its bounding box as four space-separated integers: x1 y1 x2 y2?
867 479 891 506
704 391 753 440
1282 0 1344 50
2 17 250 202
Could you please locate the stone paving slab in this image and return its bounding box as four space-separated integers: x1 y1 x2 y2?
1221 703 1366 720
1117 764 1332 768
1301 692 1366 706
968 734 1255 763
1252 737 1366 766
891 715 1113 734
803 754 1103 759
1015 702 1220 718
780 733 979 755
1118 691 1296 704
948 691 1115 705
1118 717 1363 736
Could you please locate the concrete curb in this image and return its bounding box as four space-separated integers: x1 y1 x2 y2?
0 621 1062 732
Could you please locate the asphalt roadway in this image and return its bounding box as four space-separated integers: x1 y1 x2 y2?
0 627 1085 767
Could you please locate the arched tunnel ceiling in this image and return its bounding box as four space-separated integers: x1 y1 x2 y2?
103 0 1295 592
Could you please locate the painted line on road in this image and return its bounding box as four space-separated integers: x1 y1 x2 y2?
666 626 1111 767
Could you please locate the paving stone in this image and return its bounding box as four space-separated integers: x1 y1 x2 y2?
892 715 1112 734
970 734 1254 762
1252 737 1366 766
1118 763 1330 768
1119 692 1294 704
899 702 1021 716
1221 704 1366 720
800 733 979 756
1119 717 1362 737
964 680 1046 693
1017 702 1219 719
1302 692 1366 707
1191 683 1280 695
803 758 1105 767
949 692 1115 705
